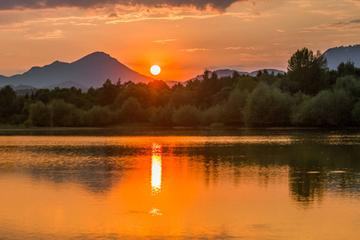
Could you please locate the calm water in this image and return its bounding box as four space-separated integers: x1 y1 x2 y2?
0 131 360 239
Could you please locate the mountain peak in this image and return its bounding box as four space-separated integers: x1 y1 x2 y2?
79 51 113 60
0 51 153 89
324 45 360 69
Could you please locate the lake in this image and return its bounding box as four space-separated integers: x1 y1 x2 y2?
0 130 360 239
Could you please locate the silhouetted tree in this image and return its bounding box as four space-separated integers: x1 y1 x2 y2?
287 48 328 95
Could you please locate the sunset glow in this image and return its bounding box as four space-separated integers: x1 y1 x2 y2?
1 1 360 81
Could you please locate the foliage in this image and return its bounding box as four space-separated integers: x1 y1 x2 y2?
286 48 328 95
49 99 83 127
172 105 201 127
28 101 51 127
3 47 360 128
292 89 352 126
244 83 292 126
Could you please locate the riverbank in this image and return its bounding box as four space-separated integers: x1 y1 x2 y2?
0 125 360 136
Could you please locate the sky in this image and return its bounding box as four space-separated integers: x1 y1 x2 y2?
0 0 360 81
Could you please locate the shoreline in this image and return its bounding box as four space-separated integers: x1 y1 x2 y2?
0 126 359 136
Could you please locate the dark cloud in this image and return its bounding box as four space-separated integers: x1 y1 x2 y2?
0 0 242 10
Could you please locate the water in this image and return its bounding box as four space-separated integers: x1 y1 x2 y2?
0 131 360 239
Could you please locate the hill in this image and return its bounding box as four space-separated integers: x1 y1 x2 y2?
0 52 153 89
324 45 360 69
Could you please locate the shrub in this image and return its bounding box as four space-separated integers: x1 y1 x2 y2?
244 83 292 126
118 97 146 122
150 105 174 126
49 99 83 127
352 101 360 125
201 105 224 126
172 105 201 126
28 101 51 127
293 89 352 126
85 106 113 126
223 89 248 125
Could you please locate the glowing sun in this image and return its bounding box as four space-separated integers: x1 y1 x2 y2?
150 65 161 76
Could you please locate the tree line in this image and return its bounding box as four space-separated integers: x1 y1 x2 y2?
1 47 360 128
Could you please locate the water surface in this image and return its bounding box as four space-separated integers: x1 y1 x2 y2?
0 131 360 239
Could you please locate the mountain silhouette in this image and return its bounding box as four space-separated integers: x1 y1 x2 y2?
0 52 153 89
324 45 360 69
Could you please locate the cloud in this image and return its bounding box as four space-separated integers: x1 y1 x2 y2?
153 39 177 44
0 0 243 11
181 48 210 52
303 18 360 32
25 29 64 40
225 46 256 50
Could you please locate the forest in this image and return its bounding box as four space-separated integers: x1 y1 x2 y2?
1 47 360 128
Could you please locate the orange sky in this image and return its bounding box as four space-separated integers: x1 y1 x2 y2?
1 0 360 81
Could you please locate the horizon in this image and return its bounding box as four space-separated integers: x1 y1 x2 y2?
0 50 290 81
1 0 360 81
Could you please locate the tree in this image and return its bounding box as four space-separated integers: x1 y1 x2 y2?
287 48 328 95
201 105 224 126
118 97 145 122
28 101 51 127
292 89 352 126
172 105 201 126
150 105 174 126
244 83 292 126
85 106 113 126
223 89 248 125
352 101 360 125
49 99 83 127
0 86 18 122
337 62 360 77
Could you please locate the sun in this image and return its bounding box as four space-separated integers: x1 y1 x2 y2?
150 65 161 76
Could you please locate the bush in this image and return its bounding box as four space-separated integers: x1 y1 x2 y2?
352 101 360 125
85 106 114 126
244 83 292 126
118 97 146 122
49 99 83 127
223 89 248 125
292 89 352 126
28 101 51 127
201 105 224 126
172 105 201 126
335 76 360 99
150 105 174 126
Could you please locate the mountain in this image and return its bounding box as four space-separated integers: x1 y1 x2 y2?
212 69 248 78
193 68 285 81
324 45 360 70
0 52 154 89
249 69 286 77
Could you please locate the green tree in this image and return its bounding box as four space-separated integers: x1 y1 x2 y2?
352 101 360 125
201 105 224 126
28 101 51 127
172 105 201 126
118 97 145 122
292 89 352 126
223 89 248 125
85 106 113 126
49 99 83 127
150 105 174 126
287 48 328 95
337 62 360 77
244 83 292 126
0 86 18 122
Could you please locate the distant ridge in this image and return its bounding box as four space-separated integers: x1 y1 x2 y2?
324 45 360 69
0 52 154 89
192 68 286 81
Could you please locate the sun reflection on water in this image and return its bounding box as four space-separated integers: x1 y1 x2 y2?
151 143 162 195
